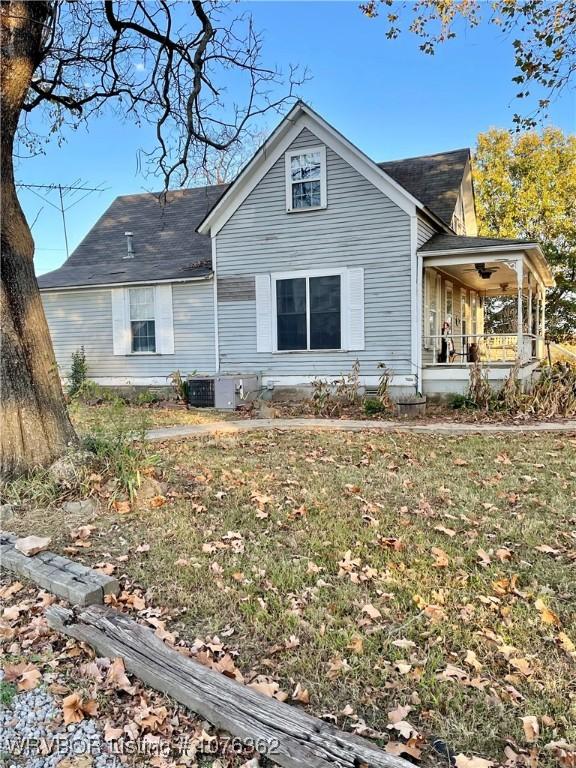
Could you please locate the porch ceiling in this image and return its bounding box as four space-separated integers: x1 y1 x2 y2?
434 260 521 295
419 236 555 289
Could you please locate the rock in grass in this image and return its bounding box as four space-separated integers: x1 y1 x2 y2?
15 535 51 556
48 450 94 486
62 498 98 517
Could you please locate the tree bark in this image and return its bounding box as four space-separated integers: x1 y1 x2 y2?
1 0 77 478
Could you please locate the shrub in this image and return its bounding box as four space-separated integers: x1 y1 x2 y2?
135 389 160 406
311 361 362 416
448 393 476 410
364 397 387 416
467 362 494 411
334 359 361 406
311 377 338 416
81 400 156 501
167 370 195 402
465 360 576 417
68 346 88 397
376 363 394 410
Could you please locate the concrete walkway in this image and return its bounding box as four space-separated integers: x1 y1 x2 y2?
146 417 576 441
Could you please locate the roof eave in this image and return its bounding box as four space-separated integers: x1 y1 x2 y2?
38 272 213 292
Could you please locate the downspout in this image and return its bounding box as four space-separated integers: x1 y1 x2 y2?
410 213 423 394
211 235 220 374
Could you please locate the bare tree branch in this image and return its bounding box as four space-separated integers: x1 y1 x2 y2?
18 0 306 186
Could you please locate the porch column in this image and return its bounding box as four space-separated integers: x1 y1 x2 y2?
535 288 541 356
516 257 524 361
527 273 533 335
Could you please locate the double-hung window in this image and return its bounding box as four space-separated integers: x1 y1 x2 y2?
285 146 326 211
129 286 156 353
275 272 341 351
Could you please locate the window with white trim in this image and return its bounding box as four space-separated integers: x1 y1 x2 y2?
285 146 326 211
129 286 156 352
275 272 341 350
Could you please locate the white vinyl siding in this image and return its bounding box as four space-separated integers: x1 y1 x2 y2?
417 216 437 249
42 281 215 380
215 127 411 378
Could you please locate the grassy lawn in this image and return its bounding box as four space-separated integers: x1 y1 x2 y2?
5 428 575 765
68 400 234 433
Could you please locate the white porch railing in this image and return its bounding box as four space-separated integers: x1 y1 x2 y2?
424 333 545 366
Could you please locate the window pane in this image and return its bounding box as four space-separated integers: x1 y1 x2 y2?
292 180 321 209
310 275 341 349
129 287 155 320
131 320 156 352
291 152 321 182
276 278 306 350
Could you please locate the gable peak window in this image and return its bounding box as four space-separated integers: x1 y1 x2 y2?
285 146 327 212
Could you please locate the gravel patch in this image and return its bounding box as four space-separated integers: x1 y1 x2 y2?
0 671 121 768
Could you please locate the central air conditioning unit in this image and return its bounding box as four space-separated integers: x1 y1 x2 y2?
186 375 261 410
214 375 261 410
187 377 215 408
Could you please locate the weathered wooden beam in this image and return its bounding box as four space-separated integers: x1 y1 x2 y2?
46 604 412 768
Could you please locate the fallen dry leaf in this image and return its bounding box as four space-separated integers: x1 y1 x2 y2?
291 683 310 704
362 603 381 620
535 598 561 626
388 704 412 724
455 755 494 768
62 693 98 725
4 662 42 691
510 657 533 676
521 715 540 743
106 657 136 694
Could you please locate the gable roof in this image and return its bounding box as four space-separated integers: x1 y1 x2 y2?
197 101 454 236
37 184 226 289
38 103 473 291
379 149 470 226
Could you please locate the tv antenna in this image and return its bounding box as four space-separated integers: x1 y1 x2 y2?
16 179 108 258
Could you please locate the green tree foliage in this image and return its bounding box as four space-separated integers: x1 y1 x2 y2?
473 127 576 339
360 1 576 129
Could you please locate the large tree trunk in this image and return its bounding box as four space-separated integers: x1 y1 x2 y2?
1 1 77 478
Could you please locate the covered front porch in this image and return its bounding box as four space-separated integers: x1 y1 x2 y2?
417 235 555 395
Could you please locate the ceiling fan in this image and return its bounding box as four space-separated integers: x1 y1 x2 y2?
462 262 499 280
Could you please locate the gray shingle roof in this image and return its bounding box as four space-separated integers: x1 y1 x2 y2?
37 184 226 289
419 233 535 253
38 148 472 290
378 148 470 226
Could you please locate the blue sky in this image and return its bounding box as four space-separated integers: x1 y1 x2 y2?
18 1 575 276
